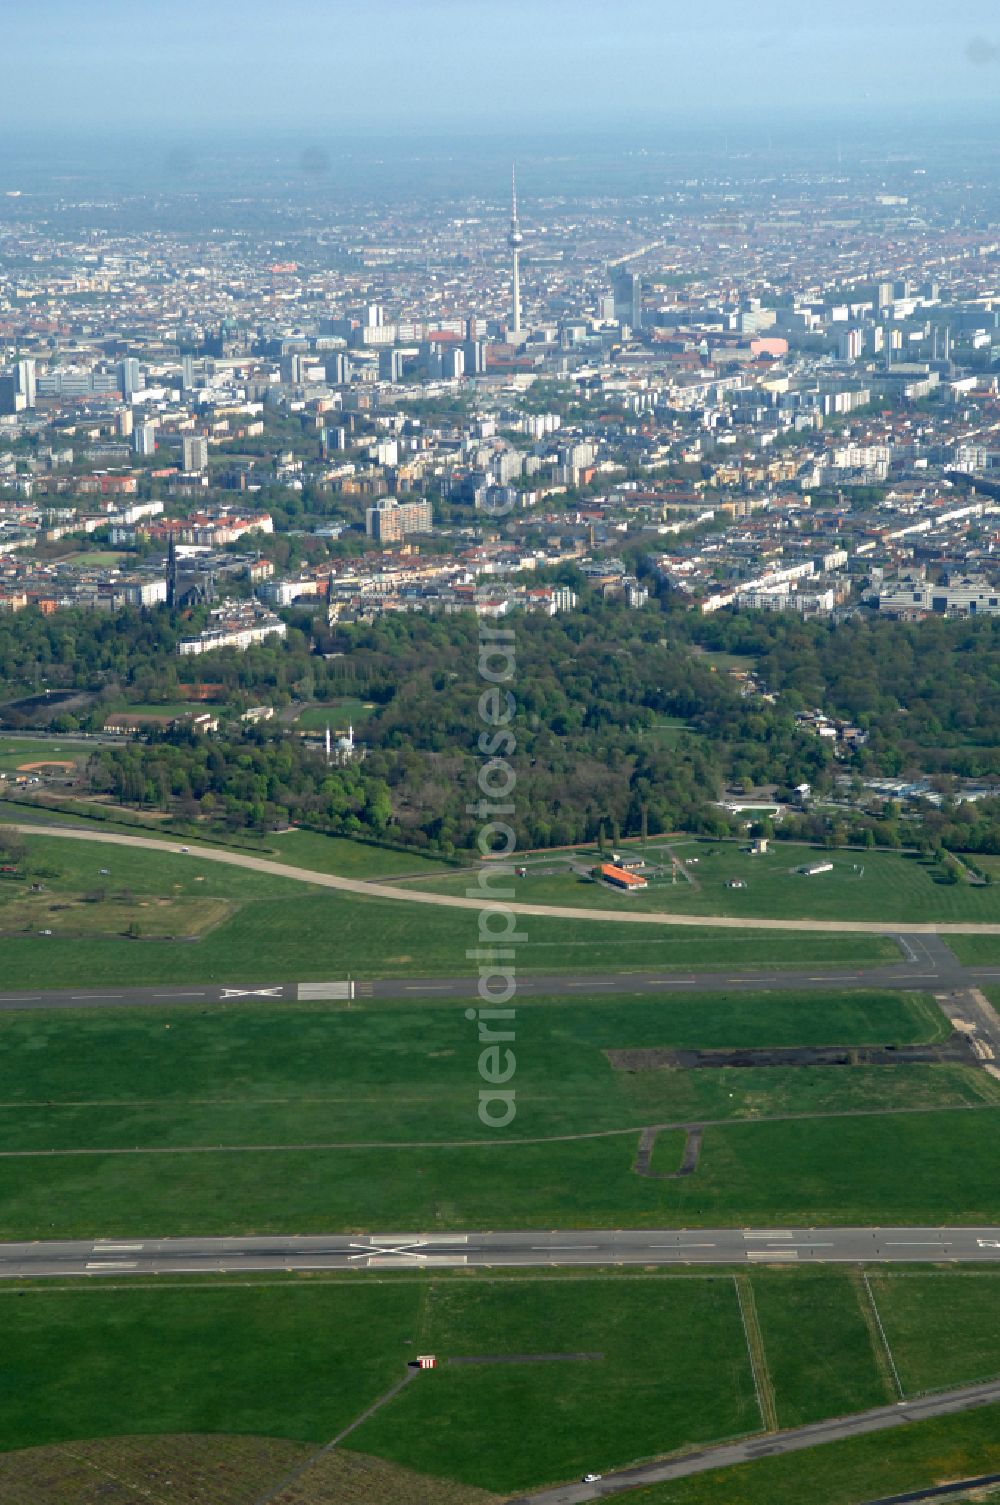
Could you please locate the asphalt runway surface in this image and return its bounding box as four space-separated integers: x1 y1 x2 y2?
0 941 997 1012
6 1226 1000 1279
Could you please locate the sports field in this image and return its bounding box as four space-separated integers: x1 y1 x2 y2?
293 699 376 731
0 738 89 773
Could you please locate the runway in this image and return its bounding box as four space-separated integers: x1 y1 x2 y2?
0 950 996 1012
6 1226 1000 1279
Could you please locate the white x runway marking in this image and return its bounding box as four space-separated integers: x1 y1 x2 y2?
220 987 284 999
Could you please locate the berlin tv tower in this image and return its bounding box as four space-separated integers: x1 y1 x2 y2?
508 163 523 336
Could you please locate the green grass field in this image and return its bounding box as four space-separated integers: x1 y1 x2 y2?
749 1271 893 1426
619 1402 1000 1505
0 738 89 773
351 1277 758 1492
0 829 899 985
451 840 1000 925
951 934 1000 965
0 986 994 1238
0 989 957 1152
3 804 453 879
0 1281 418 1454
294 698 376 731
869 1272 1000 1395
267 826 453 878
653 1109 1000 1226
3 1269 1000 1497
644 716 701 747
7 1106 1000 1239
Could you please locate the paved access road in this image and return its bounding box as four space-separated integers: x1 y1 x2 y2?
6 1227 1000 1279
9 823 1000 935
507 1378 1000 1503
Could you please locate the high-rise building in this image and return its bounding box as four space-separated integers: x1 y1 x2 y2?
508 164 523 336
463 340 486 375
612 269 642 331
180 355 195 392
838 328 864 361
134 421 157 456
182 435 209 472
378 348 407 383
118 358 142 398
15 359 35 408
365 497 432 542
166 534 178 610
0 375 22 415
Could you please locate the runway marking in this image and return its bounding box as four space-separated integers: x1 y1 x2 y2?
71 995 122 1001
978 1239 1000 1248
363 1255 468 1267
747 1249 798 1261
0 996 41 1002
744 1230 793 1239
221 987 283 999
93 1243 144 1253
86 1260 138 1270
532 1244 601 1250
650 1242 717 1248
886 1240 946 1246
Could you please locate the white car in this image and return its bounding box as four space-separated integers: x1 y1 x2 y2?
583 1475 602 1484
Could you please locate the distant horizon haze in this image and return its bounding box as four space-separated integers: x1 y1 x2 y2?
4 0 1000 136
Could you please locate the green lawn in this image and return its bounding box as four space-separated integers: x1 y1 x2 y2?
645 717 701 747
462 841 1000 925
6 1101 1000 1239
0 739 89 773
654 1109 1000 1226
266 826 453 878
618 1402 1000 1505
951 934 1000 965
294 698 376 730
5 1269 1000 1498
750 1271 893 1426
0 990 959 1156
0 1273 761 1490
351 1278 759 1493
0 898 899 990
0 830 899 985
870 1272 1000 1395
0 1281 419 1454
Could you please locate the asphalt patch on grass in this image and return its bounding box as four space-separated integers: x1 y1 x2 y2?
607 1034 977 1072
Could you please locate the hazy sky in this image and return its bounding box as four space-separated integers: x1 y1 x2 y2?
5 0 1000 136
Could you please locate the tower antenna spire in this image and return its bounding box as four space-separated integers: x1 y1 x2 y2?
508 161 523 336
